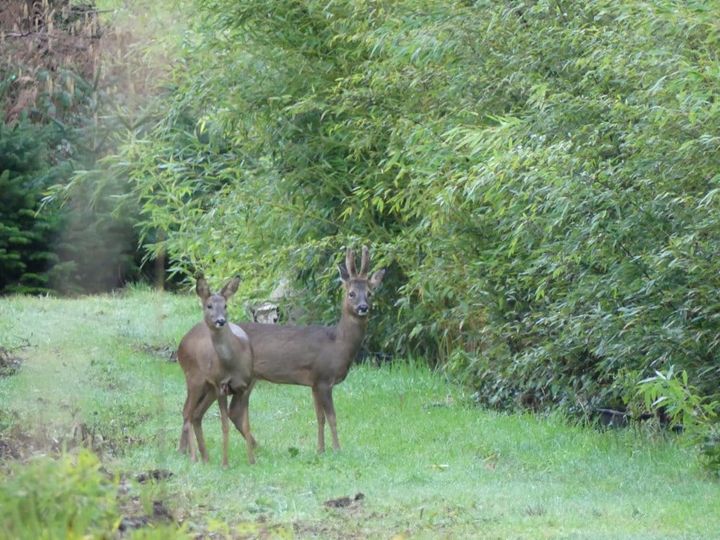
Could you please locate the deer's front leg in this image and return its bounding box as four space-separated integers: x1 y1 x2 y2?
229 386 256 464
321 386 340 451
191 387 216 463
311 386 327 453
218 394 230 468
313 384 341 453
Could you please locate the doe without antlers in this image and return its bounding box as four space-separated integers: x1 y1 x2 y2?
177 276 256 466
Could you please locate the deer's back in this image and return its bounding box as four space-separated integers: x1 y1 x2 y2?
239 322 348 386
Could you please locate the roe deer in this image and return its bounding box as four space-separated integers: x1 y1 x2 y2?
240 245 385 453
177 276 256 466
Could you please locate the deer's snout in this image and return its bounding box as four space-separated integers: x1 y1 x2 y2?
357 304 369 316
215 317 227 327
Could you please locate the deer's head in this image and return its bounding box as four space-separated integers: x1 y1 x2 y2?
338 246 385 319
196 276 240 330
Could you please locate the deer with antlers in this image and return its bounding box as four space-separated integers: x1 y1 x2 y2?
237 246 386 453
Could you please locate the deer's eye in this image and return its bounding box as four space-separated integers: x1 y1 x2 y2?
207 304 212 309
367 290 373 297
349 291 356 298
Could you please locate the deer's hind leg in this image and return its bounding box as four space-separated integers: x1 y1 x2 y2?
180 383 203 459
179 392 191 454
190 384 216 463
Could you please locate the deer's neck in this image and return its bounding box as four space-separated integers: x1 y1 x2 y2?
210 327 235 367
335 309 368 360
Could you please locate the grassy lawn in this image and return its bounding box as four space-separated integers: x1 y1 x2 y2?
1 287 719 539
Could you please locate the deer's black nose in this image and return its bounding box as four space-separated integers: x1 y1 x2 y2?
357 304 369 315
216 318 226 327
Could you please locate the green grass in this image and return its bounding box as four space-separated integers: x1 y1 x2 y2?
1 287 719 539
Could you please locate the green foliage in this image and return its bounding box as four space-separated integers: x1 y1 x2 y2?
637 367 720 474
0 120 63 294
0 113 139 296
0 1 150 295
638 367 718 430
103 0 720 421
0 450 119 538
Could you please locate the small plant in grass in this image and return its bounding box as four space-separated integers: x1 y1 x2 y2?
637 366 720 474
0 450 119 538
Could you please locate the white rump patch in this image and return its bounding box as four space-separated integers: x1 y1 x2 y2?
229 322 249 342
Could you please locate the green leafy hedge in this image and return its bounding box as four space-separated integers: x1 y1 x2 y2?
106 0 720 420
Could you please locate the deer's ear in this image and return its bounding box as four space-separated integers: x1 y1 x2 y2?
368 268 386 290
196 277 211 300
220 276 241 299
338 263 350 283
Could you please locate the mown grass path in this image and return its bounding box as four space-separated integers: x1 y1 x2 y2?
1 289 719 538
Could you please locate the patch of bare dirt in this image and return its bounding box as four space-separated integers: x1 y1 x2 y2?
66 420 143 456
0 432 29 460
118 499 174 535
0 346 23 377
135 469 173 483
323 492 365 509
134 343 177 362
116 470 176 536
293 518 369 540
0 418 143 462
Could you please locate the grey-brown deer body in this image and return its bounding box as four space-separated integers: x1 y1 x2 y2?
177 277 256 466
244 303 367 386
241 246 385 453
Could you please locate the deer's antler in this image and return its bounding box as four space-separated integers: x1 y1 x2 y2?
359 245 370 277
345 248 357 277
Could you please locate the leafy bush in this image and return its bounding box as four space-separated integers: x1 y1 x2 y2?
637 367 720 474
102 0 720 419
0 450 119 538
